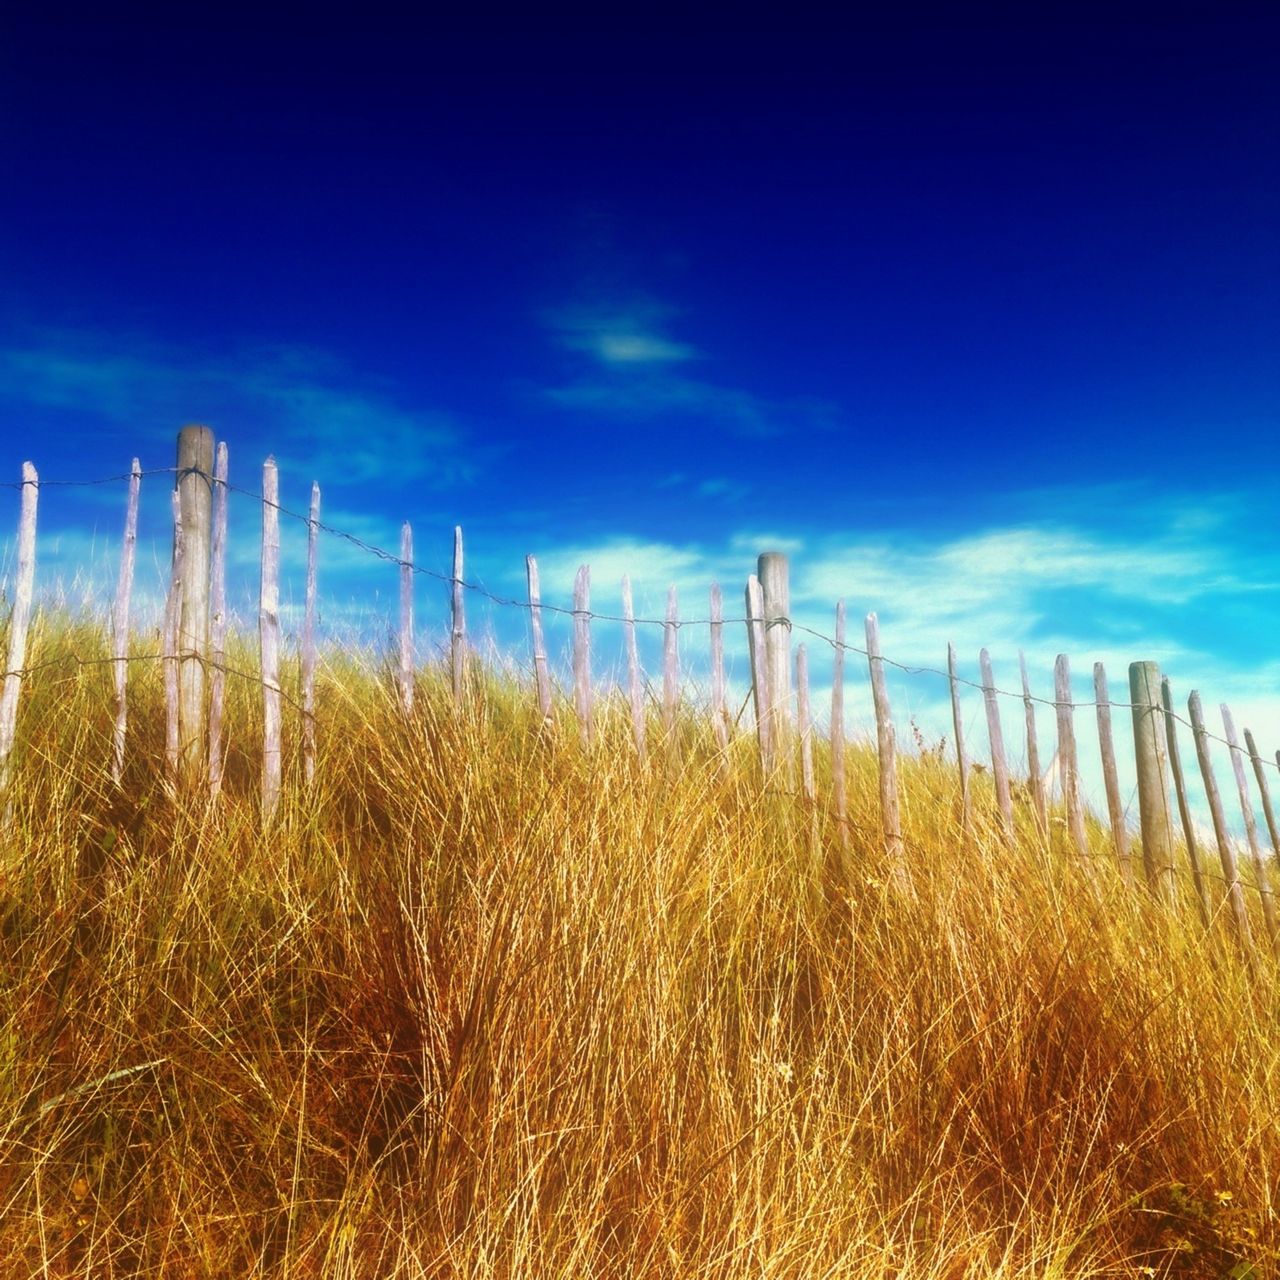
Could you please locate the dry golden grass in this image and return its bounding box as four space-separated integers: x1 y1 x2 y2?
1 614 1278 1278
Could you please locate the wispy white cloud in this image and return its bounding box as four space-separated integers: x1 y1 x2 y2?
543 302 700 365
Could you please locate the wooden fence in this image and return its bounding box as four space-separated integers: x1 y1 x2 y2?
2 426 1280 968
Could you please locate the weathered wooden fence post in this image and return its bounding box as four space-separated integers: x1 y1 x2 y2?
866 612 905 880
758 552 792 772
1054 655 1090 866
398 523 414 716
745 575 771 773
260 458 282 818
208 443 229 801
526 555 553 726
1245 728 1280 881
979 648 1014 842
1162 678 1214 931
0 462 38 806
573 565 592 746
1221 705 1279 954
451 525 466 704
709 584 729 753
1020 651 1048 839
1129 661 1176 902
301 481 319 786
111 459 141 785
1189 691 1255 966
947 642 972 834
176 425 214 784
1093 663 1133 886
622 575 646 761
831 603 848 849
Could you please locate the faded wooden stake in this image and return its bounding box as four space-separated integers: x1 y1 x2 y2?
0 462 38 803
526 556 553 725
866 612 905 876
573 565 592 746
831 602 848 849
1245 728 1280 886
1054 655 1090 865
260 458 282 819
208 443 229 801
1020 651 1048 839
398 523 414 716
301 481 319 787
1130 661 1176 903
947 643 972 834
1189 691 1255 965
622 576 646 761
162 491 183 787
796 645 815 803
110 459 141 785
663 585 679 745
1163 678 1214 932
979 648 1014 842
1093 663 1133 887
709 583 729 752
1222 705 1279 954
758 552 792 770
745 575 771 773
175 425 214 784
451 525 466 704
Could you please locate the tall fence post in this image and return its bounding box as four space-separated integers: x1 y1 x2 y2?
1163 678 1214 932
111 459 141 785
526 555 553 726
451 525 466 705
573 565 592 747
398 523 414 716
175 425 214 784
979 648 1014 842
622 575 646 761
1129 661 1175 903
207 443 229 801
758 552 792 773
1093 663 1133 887
0 462 38 807
260 458 282 819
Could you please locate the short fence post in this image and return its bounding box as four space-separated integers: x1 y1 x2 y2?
709 584 729 753
947 642 972 834
451 525 466 704
622 575 646 761
526 555 553 726
1188 690 1255 967
175 425 214 784
398 523 414 716
208 443 229 801
745 575 771 773
301 481 320 786
758 552 792 773
0 462 38 807
866 612 906 881
572 565 592 746
1129 661 1176 902
1163 678 1214 932
1054 655 1090 867
111 459 141 785
1222 706 1280 954
260 458 282 818
979 648 1014 842
1020 651 1048 839
1093 663 1133 886
831 602 848 849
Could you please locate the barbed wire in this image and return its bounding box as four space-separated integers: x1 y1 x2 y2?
3 465 1278 774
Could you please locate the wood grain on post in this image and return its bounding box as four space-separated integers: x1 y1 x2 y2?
526 555 553 725
572 564 592 747
831 602 848 849
758 552 792 766
662 585 679 746
866 612 904 872
110 459 141 785
207 443 229 801
1093 663 1133 886
398 523 414 716
260 458 282 818
1189 691 1255 962
1054 655 1090 865
175 425 214 783
1129 661 1176 902
1020 651 1047 839
451 525 466 704
709 583 729 752
1163 678 1214 932
162 491 183 787
979 648 1015 842
1244 728 1280 886
301 481 319 787
622 576 646 761
0 462 38 802
796 644 815 803
1221 705 1279 953
745 575 771 773
948 642 972 834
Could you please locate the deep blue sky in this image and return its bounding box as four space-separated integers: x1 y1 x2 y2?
1 9 1278 804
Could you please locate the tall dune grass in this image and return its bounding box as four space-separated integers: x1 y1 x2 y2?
1 613 1277 1277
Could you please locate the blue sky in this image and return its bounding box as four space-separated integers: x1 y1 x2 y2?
1 10 1278 817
